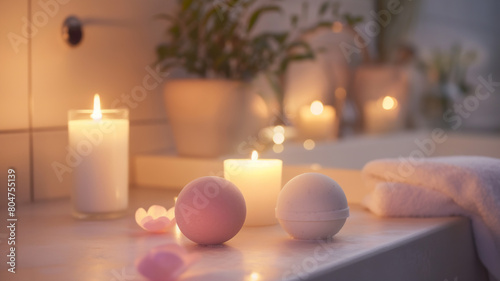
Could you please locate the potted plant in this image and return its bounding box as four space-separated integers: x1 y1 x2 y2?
418 44 478 128
342 0 420 133
155 0 319 157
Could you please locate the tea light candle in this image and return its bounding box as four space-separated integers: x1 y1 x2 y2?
364 96 401 134
224 151 282 226
297 100 336 140
68 94 129 219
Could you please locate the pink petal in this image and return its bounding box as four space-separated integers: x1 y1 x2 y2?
142 217 172 233
135 208 147 226
148 205 168 219
166 207 175 220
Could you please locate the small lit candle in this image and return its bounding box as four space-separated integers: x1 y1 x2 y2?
297 101 336 140
68 94 129 219
224 151 282 226
364 96 401 134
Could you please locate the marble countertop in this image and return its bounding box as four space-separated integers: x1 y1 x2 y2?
1 188 486 281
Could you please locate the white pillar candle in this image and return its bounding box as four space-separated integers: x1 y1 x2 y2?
224 151 282 226
364 96 402 134
297 101 336 140
68 94 129 219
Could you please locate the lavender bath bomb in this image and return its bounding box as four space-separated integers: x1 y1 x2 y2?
175 176 246 245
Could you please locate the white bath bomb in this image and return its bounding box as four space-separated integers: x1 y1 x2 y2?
276 173 349 240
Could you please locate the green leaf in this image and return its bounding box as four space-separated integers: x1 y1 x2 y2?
290 15 299 28
168 25 181 38
156 44 177 63
343 13 363 27
318 2 329 16
272 33 288 45
279 53 314 74
247 5 282 33
181 0 194 11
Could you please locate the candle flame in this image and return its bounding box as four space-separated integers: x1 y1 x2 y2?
382 96 397 111
251 150 258 161
310 100 324 115
91 94 102 120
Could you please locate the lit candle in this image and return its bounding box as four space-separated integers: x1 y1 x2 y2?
68 94 129 219
224 151 282 226
297 101 336 140
364 96 401 134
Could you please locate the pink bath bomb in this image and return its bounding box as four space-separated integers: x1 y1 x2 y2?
175 176 246 245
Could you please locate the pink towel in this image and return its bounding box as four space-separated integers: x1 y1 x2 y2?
362 156 500 281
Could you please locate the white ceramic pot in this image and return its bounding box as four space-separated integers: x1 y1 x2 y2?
164 79 269 158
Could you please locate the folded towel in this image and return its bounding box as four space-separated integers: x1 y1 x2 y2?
362 156 500 281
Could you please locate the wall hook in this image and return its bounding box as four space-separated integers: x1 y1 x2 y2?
62 16 83 46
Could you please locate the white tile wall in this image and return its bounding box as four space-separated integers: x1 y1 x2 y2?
1 0 176 202
32 130 69 200
0 0 29 130
30 0 172 128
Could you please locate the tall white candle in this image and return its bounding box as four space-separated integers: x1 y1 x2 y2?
224 151 282 226
297 101 336 140
68 94 129 219
364 96 402 134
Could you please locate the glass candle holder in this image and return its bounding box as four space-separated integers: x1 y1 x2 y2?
68 109 129 219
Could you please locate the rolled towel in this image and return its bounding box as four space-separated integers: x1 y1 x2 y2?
362 156 500 281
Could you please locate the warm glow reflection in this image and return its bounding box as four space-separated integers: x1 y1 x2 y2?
91 94 102 120
251 150 258 160
310 100 324 115
250 272 260 281
272 132 285 145
303 139 316 150
175 224 182 242
332 21 343 33
310 163 322 170
273 125 285 134
173 196 182 241
382 96 398 110
272 144 284 153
